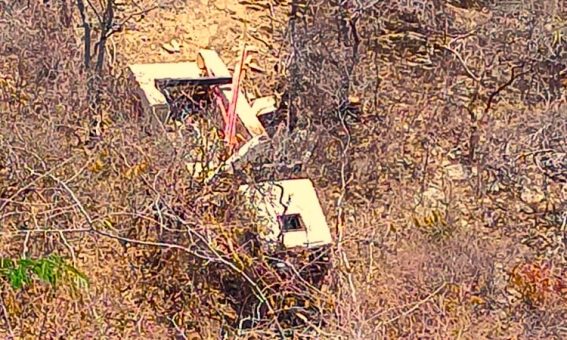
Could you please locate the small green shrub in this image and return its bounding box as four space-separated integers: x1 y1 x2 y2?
0 255 88 290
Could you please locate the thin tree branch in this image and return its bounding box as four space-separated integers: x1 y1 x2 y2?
75 0 93 68
0 294 14 340
373 283 447 327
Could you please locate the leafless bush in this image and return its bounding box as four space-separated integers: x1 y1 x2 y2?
272 0 566 338
1 0 566 338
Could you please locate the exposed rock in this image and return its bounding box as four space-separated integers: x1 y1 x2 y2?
493 262 508 292
415 185 446 212
208 24 219 35
520 187 545 205
162 39 181 53
444 163 469 181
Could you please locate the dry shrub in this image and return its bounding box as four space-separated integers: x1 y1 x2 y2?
274 0 566 338
1 0 566 338
1 2 336 338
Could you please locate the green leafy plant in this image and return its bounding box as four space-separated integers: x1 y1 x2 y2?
0 255 88 290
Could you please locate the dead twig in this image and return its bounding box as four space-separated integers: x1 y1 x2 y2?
441 45 481 82
0 294 14 339
0 156 76 212
373 282 447 327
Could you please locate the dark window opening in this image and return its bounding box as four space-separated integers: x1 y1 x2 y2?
278 214 305 232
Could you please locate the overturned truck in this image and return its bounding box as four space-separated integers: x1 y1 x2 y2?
128 49 333 329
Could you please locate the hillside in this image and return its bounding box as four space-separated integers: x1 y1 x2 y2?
1 1 566 339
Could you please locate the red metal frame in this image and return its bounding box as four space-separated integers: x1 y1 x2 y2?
224 45 248 148
201 45 248 151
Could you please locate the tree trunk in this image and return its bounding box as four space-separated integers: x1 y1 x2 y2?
75 0 91 69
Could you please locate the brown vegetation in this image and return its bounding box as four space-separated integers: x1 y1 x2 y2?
1 0 566 339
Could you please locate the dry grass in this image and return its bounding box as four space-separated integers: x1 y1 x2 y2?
1 0 566 339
